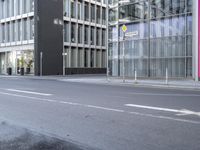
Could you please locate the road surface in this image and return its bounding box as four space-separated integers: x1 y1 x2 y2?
0 77 200 150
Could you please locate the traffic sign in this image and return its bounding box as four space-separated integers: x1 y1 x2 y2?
125 31 138 37
122 25 127 32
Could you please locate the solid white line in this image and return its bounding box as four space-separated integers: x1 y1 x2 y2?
125 104 200 117
116 92 200 97
0 91 200 124
6 89 52 96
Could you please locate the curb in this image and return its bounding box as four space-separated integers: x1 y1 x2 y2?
1 75 200 91
58 79 200 91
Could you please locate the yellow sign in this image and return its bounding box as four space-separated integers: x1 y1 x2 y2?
122 25 127 32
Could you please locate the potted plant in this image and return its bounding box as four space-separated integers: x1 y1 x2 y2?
26 60 33 74
19 56 25 75
7 65 12 76
7 61 12 75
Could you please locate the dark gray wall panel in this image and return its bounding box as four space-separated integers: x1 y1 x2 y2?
34 0 63 75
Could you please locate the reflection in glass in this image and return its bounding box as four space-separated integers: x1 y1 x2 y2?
108 0 193 78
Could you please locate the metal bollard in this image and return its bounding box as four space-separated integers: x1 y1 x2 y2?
134 70 137 84
166 68 168 85
107 68 110 82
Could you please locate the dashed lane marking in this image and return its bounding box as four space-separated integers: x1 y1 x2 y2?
0 91 200 125
6 89 52 96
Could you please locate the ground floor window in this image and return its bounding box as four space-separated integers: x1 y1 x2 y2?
0 50 34 75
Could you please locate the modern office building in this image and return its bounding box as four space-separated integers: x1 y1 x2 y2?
108 0 200 81
63 0 107 75
0 0 35 75
0 0 107 75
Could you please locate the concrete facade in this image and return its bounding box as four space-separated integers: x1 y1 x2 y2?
0 0 107 76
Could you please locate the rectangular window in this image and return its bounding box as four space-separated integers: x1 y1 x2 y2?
22 19 27 40
84 2 89 21
17 20 21 41
96 6 101 24
1 24 5 43
91 4 95 22
90 27 95 45
71 0 76 18
18 0 21 15
102 7 106 25
64 0 70 17
77 0 83 20
78 24 83 44
91 49 95 67
71 47 76 67
84 25 89 44
84 49 89 67
71 23 76 43
30 0 34 12
12 21 15 42
64 22 69 42
7 22 10 42
0 1 3 19
96 50 101 67
102 29 106 46
11 0 14 16
7 0 10 18
30 17 34 40
96 28 101 46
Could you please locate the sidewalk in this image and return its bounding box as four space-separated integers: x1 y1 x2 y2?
58 76 200 90
1 75 200 90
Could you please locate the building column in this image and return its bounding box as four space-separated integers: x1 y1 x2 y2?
5 51 8 74
199 0 200 81
193 0 199 81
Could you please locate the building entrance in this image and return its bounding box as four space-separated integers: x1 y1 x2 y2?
16 50 34 75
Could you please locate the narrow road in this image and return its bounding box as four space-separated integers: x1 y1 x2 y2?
0 77 200 150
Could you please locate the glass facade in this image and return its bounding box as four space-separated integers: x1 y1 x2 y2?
108 0 193 78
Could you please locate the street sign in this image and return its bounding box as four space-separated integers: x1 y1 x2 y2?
125 31 139 37
122 25 127 32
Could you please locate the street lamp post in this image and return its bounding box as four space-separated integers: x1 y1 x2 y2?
40 52 43 76
63 0 66 76
62 19 67 76
62 52 67 76
106 0 109 82
121 24 127 83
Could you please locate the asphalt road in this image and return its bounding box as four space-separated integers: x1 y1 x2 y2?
0 77 200 150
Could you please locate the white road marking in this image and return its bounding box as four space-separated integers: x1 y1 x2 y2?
125 104 200 117
114 92 200 97
6 89 52 96
0 91 200 124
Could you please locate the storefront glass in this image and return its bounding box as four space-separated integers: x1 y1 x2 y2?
0 50 34 75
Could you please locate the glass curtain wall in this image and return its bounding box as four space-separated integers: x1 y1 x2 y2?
108 0 193 78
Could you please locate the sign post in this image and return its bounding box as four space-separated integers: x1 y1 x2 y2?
122 25 127 83
40 52 43 76
62 52 67 76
